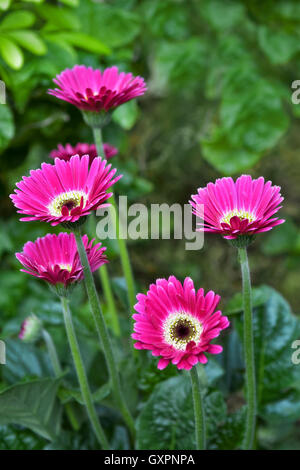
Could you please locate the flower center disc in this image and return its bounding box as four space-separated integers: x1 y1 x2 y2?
220 209 256 226
163 312 202 351
48 191 87 217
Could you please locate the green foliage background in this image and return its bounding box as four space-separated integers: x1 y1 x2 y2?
0 0 300 450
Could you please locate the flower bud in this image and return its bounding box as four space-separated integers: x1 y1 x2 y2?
19 314 42 343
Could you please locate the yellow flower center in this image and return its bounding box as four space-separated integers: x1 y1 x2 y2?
163 312 202 351
58 263 72 272
48 191 87 217
220 209 256 226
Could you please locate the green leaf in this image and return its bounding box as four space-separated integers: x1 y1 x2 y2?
0 104 15 153
201 75 289 174
112 101 139 130
261 219 298 256
140 0 189 40
225 285 272 315
200 126 261 175
136 374 227 450
258 26 300 65
0 36 23 69
78 2 141 48
0 425 47 450
45 31 110 55
0 378 62 440
0 0 10 11
59 383 111 405
7 31 47 55
60 0 79 6
0 11 36 30
235 287 300 408
220 78 289 152
2 339 53 384
209 408 246 450
35 4 80 30
151 38 208 95
200 0 246 31
260 391 300 424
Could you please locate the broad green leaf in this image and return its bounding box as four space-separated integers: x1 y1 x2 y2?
112 100 139 130
201 74 289 174
0 104 15 153
200 0 246 31
220 78 289 153
258 26 300 65
0 0 10 10
35 4 80 30
7 31 47 55
60 0 79 6
58 383 111 405
261 219 298 256
151 38 208 94
45 31 110 55
235 288 300 408
209 408 246 450
0 11 35 30
2 339 53 384
260 391 300 424
218 329 244 393
140 0 189 40
0 36 23 69
0 378 62 440
35 41 76 76
200 126 261 175
0 425 47 450
78 1 140 48
136 374 227 450
225 285 272 315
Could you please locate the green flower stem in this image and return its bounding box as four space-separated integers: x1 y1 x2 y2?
190 366 206 450
74 229 135 440
110 193 136 310
92 126 136 311
42 328 80 431
89 215 120 336
238 247 256 450
98 263 121 336
60 296 109 449
90 125 120 335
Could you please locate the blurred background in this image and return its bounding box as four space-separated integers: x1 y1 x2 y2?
0 0 300 450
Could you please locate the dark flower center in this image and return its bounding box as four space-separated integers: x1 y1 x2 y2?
61 199 77 212
164 312 202 351
48 190 87 217
171 319 195 343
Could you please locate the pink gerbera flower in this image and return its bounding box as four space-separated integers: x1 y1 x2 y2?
16 233 107 287
48 65 147 113
132 276 229 371
49 142 118 163
10 155 121 226
190 175 285 240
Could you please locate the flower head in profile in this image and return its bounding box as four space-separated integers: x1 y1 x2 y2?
19 314 42 343
16 233 107 288
190 175 285 242
132 276 229 371
50 142 118 163
10 155 121 226
48 65 147 113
